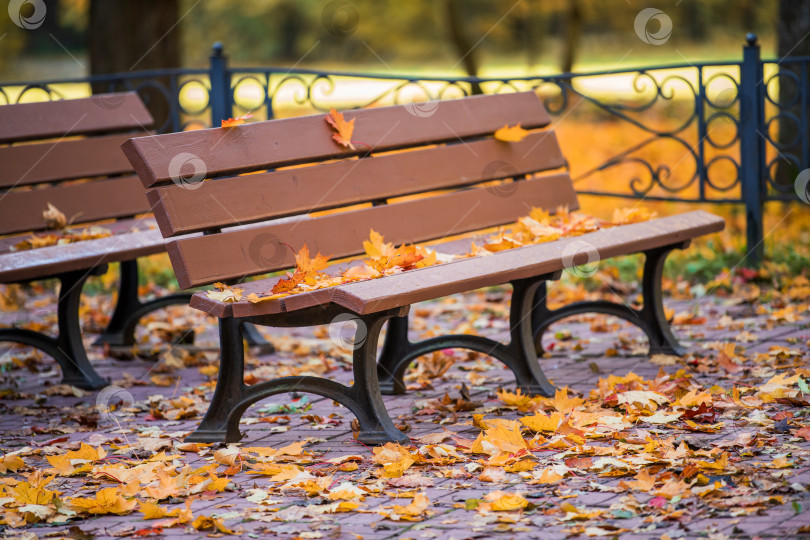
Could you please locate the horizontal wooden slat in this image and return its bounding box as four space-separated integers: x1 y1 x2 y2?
123 92 551 188
0 93 152 144
188 211 725 318
0 133 142 188
148 130 566 237
0 218 166 283
166 172 578 289
0 176 152 235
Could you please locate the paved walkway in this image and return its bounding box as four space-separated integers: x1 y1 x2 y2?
0 276 808 539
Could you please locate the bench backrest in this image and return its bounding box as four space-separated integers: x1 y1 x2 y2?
123 92 579 289
0 93 154 236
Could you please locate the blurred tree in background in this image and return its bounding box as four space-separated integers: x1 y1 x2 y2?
0 0 785 79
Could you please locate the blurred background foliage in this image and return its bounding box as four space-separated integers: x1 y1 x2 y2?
1 0 781 80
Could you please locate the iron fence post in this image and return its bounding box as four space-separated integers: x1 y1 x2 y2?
739 33 765 266
210 42 232 127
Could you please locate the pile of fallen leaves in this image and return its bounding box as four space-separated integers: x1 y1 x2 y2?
206 205 656 304
10 203 112 252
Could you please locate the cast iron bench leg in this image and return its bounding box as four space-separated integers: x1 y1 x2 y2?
532 242 690 357
94 260 273 352
376 272 560 398
185 307 410 445
0 269 108 390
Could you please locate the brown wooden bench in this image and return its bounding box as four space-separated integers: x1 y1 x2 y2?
0 93 195 389
123 91 725 444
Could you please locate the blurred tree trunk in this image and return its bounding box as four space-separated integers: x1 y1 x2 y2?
560 0 582 73
514 0 542 71
89 0 180 130
775 0 810 186
445 0 483 95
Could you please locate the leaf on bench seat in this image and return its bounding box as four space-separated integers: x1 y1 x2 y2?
326 108 355 149
494 123 529 142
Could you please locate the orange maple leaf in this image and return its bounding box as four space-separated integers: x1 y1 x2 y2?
221 114 252 128
326 108 355 149
494 123 529 142
271 244 332 294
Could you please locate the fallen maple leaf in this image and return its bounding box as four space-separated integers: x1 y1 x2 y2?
70 487 137 515
494 124 529 142
220 113 252 127
326 108 355 149
485 490 529 511
43 202 67 230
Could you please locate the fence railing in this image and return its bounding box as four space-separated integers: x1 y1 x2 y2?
2 34 807 265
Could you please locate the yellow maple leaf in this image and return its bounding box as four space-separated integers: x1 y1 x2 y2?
140 501 180 520
531 467 565 485
12 476 57 506
485 490 529 511
392 493 429 519
496 388 539 412
494 124 529 142
326 108 355 149
542 387 584 413
0 455 24 474
520 411 564 433
617 469 656 492
192 515 235 534
372 443 415 478
70 487 137 515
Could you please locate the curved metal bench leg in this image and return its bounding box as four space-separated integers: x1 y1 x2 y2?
532 242 689 357
94 260 192 347
0 270 108 390
376 273 560 398
94 260 273 352
186 308 409 445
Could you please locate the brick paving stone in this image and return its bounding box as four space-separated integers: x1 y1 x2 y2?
0 284 809 539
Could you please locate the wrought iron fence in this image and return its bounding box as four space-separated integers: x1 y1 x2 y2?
2 35 807 265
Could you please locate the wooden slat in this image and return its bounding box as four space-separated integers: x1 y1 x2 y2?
0 133 142 188
0 93 152 144
148 130 566 237
0 176 152 235
187 211 725 318
166 173 578 289
0 218 165 283
123 92 551 188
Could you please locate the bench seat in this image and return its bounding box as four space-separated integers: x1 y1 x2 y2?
191 210 724 319
0 218 164 283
